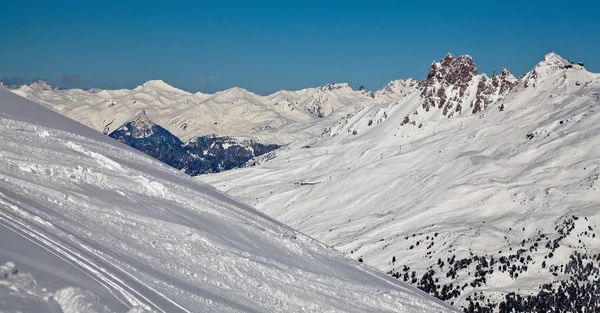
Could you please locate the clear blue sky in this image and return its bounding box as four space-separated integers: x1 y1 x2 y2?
1 0 598 94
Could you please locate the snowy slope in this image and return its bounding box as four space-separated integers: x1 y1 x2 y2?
199 53 600 311
10 80 378 145
0 88 456 312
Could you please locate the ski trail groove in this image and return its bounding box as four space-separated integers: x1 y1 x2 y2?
0 196 190 313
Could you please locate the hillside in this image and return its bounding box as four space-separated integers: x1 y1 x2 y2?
199 53 600 311
0 88 456 312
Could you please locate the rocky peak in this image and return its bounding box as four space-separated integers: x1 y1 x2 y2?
500 68 512 78
421 54 477 88
28 80 53 91
418 54 516 117
419 54 479 115
441 52 455 64
109 110 158 138
496 68 517 95
316 82 352 92
127 110 157 137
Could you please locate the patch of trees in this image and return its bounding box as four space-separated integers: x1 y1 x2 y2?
387 215 600 312
110 124 279 175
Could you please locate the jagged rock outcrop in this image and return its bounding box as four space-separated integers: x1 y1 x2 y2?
419 53 516 116
472 68 517 114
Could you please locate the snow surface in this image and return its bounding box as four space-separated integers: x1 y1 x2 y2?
0 88 456 312
199 53 600 307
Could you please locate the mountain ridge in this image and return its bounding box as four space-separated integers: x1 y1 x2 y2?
5 52 523 147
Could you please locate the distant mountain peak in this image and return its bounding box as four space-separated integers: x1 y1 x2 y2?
422 54 477 88
316 82 352 92
374 78 418 99
129 110 156 130
137 79 188 94
27 80 53 91
112 110 159 138
142 79 170 87
222 86 254 95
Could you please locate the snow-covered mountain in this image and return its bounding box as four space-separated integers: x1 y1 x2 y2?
108 110 280 176
6 77 423 176
0 88 456 312
373 78 418 100
199 52 600 311
10 79 379 145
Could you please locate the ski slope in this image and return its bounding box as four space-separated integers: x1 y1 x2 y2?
200 53 600 310
0 88 456 312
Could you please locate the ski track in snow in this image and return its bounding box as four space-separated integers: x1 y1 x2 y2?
0 193 183 313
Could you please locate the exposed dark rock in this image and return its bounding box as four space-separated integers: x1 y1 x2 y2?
419 54 516 116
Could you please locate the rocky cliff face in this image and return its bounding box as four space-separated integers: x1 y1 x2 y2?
419 54 516 117
472 68 517 114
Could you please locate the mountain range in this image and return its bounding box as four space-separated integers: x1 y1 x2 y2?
9 79 390 144
7 76 415 176
4 51 600 312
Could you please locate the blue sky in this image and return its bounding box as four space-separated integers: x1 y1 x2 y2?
1 0 598 94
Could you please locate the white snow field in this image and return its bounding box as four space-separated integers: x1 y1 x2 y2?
200 53 600 309
0 88 457 312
